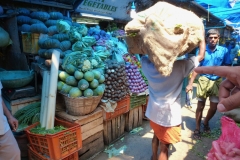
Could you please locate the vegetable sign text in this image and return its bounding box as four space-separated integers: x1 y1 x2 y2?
81 0 117 12
76 0 132 20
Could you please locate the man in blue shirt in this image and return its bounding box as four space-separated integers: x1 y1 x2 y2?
227 40 239 65
186 29 231 139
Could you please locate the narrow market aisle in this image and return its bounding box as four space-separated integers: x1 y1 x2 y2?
92 89 223 160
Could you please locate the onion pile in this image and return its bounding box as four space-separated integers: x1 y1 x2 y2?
103 60 129 101
125 62 148 94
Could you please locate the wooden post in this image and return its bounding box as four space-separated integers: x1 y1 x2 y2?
4 15 28 70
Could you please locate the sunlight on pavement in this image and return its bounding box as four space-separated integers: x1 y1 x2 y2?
142 129 154 138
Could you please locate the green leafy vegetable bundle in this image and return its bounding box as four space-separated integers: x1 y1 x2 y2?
14 102 41 125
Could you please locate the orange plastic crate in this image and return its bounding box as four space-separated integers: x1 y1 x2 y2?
28 145 79 160
103 95 130 121
25 118 82 160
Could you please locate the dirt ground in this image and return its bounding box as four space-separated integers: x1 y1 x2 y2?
91 88 223 160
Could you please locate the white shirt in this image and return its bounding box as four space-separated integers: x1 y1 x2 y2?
141 56 196 127
0 81 10 135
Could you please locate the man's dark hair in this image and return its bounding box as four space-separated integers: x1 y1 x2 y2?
206 29 220 37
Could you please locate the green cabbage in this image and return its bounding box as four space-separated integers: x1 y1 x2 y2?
81 59 92 72
82 36 96 47
68 27 82 43
91 59 98 68
56 20 70 33
78 24 88 36
72 41 85 51
82 47 93 56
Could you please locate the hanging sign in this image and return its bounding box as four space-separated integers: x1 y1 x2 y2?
75 0 132 21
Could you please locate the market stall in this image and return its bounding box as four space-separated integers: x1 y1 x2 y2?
0 0 239 160
0 0 151 159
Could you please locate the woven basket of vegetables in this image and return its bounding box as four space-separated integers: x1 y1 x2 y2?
61 93 102 116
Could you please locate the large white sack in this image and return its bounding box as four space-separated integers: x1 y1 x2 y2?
125 2 204 76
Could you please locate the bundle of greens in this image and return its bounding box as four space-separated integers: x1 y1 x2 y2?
62 50 104 72
30 125 66 135
14 102 41 129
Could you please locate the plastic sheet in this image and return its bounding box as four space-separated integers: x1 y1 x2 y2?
207 116 240 159
104 145 127 158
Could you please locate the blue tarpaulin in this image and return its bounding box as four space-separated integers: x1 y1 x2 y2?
195 0 240 29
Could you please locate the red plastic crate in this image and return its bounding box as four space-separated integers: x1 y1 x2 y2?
103 95 130 121
25 118 82 160
28 145 79 160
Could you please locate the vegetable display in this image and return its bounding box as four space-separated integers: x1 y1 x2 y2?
58 68 105 98
123 53 141 68
125 62 148 94
13 102 41 131
14 8 149 106
30 11 50 22
103 60 129 101
30 125 66 135
17 8 30 16
123 54 148 93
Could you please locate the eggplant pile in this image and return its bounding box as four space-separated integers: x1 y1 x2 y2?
125 62 148 94
103 60 129 101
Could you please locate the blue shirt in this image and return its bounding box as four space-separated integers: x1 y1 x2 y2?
196 45 230 80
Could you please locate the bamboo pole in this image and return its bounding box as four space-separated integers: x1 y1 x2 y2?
45 50 60 129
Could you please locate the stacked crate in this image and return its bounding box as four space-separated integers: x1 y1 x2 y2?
56 107 104 159
25 118 82 160
125 95 147 132
102 95 130 145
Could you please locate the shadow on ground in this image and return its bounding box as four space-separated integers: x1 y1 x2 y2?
92 89 224 160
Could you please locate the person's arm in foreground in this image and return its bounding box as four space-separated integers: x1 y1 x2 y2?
194 66 240 112
197 29 206 62
2 101 18 131
186 38 205 92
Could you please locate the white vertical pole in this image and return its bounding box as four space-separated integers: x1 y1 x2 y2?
45 50 60 129
40 71 50 128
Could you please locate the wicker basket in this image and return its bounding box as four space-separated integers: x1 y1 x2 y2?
61 93 102 116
